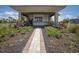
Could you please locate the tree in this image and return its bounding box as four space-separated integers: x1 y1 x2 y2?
0 20 2 23
21 16 27 22
8 16 16 23
63 18 70 23
63 18 71 29
2 18 7 23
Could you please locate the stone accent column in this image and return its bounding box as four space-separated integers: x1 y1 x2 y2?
54 12 58 27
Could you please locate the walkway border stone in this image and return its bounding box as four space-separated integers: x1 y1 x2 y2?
40 29 46 53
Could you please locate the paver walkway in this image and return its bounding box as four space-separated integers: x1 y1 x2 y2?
22 28 46 53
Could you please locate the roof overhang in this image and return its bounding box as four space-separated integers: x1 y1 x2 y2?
11 5 65 13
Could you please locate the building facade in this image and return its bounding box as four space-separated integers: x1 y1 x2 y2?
11 5 65 27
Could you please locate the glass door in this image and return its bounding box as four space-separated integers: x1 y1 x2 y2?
34 17 43 26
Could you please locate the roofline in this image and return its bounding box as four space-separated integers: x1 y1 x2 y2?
11 5 66 7
10 5 66 12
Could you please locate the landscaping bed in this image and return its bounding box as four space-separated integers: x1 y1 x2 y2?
0 25 33 53
43 25 79 53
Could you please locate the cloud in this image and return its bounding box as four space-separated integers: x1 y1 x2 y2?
59 16 63 22
4 11 18 15
0 11 18 19
58 14 79 22
59 14 74 21
65 15 73 19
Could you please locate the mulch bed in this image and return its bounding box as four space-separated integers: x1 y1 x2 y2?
0 30 33 53
42 29 79 53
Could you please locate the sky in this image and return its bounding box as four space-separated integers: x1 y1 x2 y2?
0 5 79 21
59 5 79 21
0 5 18 19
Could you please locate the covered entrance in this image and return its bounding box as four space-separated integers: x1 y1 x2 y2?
11 5 65 27
33 14 44 26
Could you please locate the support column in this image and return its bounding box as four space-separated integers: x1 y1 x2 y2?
48 14 53 26
48 16 52 26
48 16 51 26
19 12 22 21
54 12 58 27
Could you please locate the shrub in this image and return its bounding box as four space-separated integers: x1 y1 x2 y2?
0 23 33 40
68 24 79 37
63 18 70 23
0 27 8 38
15 26 33 33
0 39 6 42
26 26 33 31
45 26 61 38
71 39 79 48
68 25 77 33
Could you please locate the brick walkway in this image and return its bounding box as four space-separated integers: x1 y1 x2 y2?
22 28 46 53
